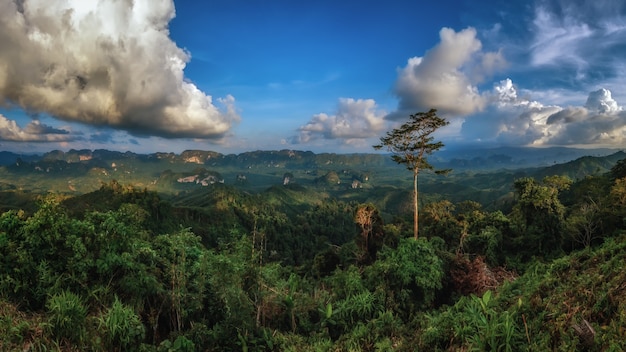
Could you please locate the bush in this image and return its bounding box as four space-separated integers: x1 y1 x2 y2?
46 290 87 346
99 297 145 352
366 238 444 316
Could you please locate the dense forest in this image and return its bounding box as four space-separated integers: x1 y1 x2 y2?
2 151 626 351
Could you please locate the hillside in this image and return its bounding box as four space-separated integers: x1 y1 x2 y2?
1 147 626 350
419 235 626 350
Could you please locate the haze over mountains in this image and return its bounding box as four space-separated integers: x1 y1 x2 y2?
0 146 622 169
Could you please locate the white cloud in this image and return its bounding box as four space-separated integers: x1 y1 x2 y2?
385 3 626 150
460 79 561 146
530 6 593 68
0 114 78 142
544 88 626 146
390 27 506 119
545 109 626 146
295 98 386 144
527 1 626 87
585 88 621 113
493 78 519 105
0 0 239 139
460 79 626 147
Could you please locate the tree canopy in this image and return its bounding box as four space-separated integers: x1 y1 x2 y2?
374 108 449 239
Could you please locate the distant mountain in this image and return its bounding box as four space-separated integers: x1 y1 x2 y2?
1 147 626 216
1 147 625 195
17 148 392 169
435 146 623 170
531 151 626 181
0 151 41 166
4 146 622 170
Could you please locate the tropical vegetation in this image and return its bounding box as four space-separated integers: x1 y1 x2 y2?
1 147 626 351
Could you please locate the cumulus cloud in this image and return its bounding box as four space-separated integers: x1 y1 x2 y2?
585 88 621 113
0 0 239 139
460 79 626 147
460 79 560 146
544 88 626 146
390 27 506 119
544 112 626 146
294 98 386 145
0 114 79 142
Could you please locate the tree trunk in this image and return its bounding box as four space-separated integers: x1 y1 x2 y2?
413 171 419 240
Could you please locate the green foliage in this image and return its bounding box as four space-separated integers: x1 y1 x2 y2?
157 335 196 352
374 108 450 239
0 196 97 308
420 290 524 351
152 230 209 333
328 265 367 299
366 238 444 317
610 157 626 180
0 298 53 350
463 291 520 352
335 290 380 327
373 109 449 174
470 235 626 351
463 225 503 266
3 153 626 351
511 176 571 257
99 297 145 352
46 290 87 345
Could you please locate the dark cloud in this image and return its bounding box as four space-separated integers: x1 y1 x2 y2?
0 0 239 139
24 121 71 135
0 114 79 142
89 131 115 144
546 107 587 124
545 110 626 145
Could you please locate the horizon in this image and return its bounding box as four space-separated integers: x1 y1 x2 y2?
1 1 625 154
2 144 624 160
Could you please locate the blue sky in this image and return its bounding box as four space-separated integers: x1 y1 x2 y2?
0 0 625 154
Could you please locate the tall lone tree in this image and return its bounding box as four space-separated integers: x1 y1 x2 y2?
374 109 449 240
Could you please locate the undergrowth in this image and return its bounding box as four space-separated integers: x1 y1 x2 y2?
419 233 626 351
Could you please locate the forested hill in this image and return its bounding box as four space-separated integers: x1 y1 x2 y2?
2 148 626 350
533 150 626 180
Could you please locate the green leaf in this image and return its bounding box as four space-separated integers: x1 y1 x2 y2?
325 302 333 319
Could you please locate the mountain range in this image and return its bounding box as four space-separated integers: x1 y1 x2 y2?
0 146 624 215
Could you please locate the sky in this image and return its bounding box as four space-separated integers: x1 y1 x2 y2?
0 0 625 154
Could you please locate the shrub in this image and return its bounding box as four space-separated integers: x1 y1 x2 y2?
367 238 444 316
99 297 145 352
46 290 87 345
